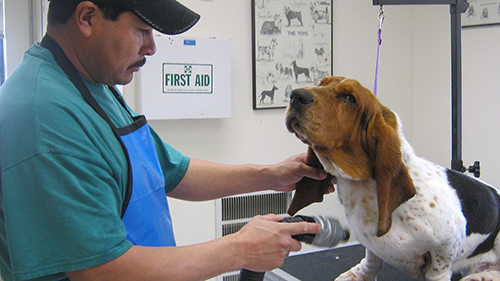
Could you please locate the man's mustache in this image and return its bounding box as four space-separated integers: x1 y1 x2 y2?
128 58 146 69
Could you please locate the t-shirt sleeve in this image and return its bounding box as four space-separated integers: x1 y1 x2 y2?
1 152 133 280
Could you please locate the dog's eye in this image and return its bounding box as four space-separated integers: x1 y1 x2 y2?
341 94 356 104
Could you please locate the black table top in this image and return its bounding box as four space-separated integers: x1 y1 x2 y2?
280 244 462 281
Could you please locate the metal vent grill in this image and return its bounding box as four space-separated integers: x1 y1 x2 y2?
222 192 292 221
216 192 292 281
222 274 239 281
222 221 247 236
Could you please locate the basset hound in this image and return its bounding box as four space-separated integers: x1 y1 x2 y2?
285 76 500 281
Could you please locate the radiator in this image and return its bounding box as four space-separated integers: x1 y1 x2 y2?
216 192 292 281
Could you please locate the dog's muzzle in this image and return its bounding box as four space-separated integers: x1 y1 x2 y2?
290 89 314 109
286 89 314 144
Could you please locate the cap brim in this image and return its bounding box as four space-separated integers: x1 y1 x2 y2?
132 0 200 35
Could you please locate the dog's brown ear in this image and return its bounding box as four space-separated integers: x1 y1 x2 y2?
365 106 416 237
287 147 334 215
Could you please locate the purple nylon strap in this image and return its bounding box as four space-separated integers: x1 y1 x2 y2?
374 6 384 97
374 28 382 96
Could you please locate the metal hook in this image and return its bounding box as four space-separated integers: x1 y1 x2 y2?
378 5 385 30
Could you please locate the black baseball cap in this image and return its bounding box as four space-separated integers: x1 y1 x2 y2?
49 0 200 35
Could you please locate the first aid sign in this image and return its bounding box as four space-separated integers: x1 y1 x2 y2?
139 36 231 120
163 63 213 94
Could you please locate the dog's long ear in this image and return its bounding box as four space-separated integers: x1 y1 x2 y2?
365 106 416 237
287 147 334 215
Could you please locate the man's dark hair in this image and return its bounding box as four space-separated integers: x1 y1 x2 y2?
47 1 129 25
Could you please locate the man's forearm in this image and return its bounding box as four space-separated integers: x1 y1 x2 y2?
66 215 317 281
168 154 328 201
168 158 274 201
66 236 244 281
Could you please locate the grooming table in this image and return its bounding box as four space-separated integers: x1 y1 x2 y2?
266 244 462 281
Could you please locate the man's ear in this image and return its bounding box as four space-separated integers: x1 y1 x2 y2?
287 147 334 215
74 2 100 38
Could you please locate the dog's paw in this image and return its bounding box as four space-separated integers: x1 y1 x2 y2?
335 272 368 281
335 267 375 281
460 270 500 281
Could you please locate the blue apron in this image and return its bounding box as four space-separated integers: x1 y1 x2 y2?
41 35 176 247
118 116 176 246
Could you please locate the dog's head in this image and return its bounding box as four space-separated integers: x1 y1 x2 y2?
285 76 416 237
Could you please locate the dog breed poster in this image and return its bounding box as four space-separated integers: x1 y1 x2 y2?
252 0 333 109
462 0 500 27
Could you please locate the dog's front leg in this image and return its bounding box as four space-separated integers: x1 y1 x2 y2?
424 245 456 281
335 249 383 281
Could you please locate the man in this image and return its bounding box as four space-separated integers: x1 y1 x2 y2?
0 0 329 280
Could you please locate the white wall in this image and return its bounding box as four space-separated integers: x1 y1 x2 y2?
461 24 500 187
411 5 500 188
412 6 452 167
4 0 500 271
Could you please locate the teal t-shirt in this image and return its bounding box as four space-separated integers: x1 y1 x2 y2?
0 43 190 280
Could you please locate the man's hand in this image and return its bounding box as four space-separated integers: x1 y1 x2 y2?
227 214 320 272
269 153 332 192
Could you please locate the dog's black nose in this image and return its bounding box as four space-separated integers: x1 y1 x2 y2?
290 89 314 108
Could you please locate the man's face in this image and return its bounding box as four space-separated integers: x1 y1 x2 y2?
83 11 156 86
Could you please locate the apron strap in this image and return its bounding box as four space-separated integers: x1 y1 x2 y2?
108 86 135 118
40 35 120 131
40 34 132 218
